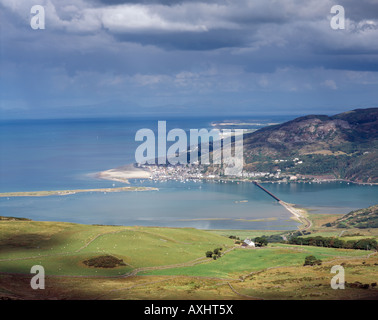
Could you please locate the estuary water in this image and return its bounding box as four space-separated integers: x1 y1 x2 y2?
0 117 377 230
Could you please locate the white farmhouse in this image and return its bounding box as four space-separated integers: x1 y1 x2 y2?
242 238 255 247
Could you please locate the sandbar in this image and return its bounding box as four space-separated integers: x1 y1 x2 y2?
97 164 151 184
0 186 158 198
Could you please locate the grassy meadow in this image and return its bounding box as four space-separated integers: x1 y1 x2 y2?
0 215 377 300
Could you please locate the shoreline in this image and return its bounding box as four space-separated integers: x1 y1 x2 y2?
278 201 312 230
258 179 378 186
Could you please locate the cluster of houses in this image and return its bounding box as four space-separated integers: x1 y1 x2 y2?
273 158 303 165
135 159 307 183
241 171 269 178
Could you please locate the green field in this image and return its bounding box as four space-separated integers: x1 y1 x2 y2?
142 245 372 279
0 221 234 276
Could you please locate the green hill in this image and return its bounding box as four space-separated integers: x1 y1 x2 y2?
326 205 378 229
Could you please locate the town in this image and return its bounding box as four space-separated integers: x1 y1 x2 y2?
136 156 339 184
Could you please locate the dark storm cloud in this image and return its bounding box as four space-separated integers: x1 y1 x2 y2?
1 0 378 118
114 28 247 51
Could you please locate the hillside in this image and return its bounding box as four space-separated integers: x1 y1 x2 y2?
242 108 378 183
326 204 378 229
1 219 377 300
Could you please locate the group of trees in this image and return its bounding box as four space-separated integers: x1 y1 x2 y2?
254 236 268 247
289 236 377 251
259 234 285 243
205 247 223 260
228 235 243 245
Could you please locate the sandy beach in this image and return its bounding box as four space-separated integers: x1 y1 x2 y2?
96 164 152 183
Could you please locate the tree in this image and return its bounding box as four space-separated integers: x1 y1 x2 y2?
255 236 268 247
205 251 213 258
354 238 377 250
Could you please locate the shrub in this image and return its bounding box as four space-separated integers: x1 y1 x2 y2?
83 255 126 268
205 251 213 258
304 255 322 266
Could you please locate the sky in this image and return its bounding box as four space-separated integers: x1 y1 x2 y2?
1 0 378 119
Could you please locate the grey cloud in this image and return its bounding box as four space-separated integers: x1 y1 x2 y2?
339 0 378 21
93 0 225 6
113 29 247 50
1 0 378 118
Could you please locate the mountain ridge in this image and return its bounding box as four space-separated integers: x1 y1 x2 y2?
242 108 378 183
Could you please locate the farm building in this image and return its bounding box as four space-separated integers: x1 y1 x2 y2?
242 239 255 247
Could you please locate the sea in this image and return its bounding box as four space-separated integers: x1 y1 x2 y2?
0 116 377 230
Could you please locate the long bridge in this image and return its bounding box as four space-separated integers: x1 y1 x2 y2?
253 181 312 232
253 181 281 202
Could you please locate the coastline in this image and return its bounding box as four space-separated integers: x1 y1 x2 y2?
278 201 312 230
258 179 378 186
